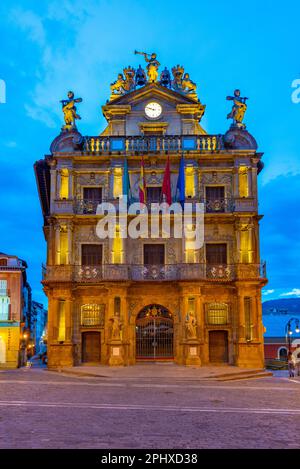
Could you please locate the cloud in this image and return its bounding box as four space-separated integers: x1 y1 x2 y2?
280 289 300 297
262 289 275 296
10 8 46 46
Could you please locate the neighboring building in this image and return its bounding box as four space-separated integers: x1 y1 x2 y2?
31 301 48 354
0 252 31 368
35 55 267 369
263 308 300 360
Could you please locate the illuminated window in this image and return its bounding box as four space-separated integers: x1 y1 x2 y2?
113 168 123 198
207 303 228 325
185 167 195 198
240 227 253 263
244 297 252 341
239 166 249 198
112 225 123 264
59 229 68 265
60 169 69 199
57 300 66 341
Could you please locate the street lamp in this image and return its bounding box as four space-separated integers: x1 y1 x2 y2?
285 318 300 353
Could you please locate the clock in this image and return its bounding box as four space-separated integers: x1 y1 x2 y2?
145 101 162 119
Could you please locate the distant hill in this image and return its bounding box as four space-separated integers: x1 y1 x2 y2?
263 298 300 314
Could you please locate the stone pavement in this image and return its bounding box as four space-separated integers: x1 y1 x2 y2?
0 366 299 449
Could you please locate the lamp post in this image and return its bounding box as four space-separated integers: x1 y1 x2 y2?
285 318 300 353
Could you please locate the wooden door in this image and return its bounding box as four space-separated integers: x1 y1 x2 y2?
209 330 228 363
82 332 101 363
206 244 227 264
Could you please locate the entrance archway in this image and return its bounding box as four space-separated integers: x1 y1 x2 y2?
136 305 173 360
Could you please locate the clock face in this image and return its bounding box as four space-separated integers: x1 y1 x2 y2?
145 102 162 119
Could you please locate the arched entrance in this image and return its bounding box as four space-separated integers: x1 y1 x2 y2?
136 305 173 360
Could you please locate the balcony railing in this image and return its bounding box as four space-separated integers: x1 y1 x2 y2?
83 135 224 155
72 197 252 215
74 199 102 215
42 262 266 283
203 198 235 213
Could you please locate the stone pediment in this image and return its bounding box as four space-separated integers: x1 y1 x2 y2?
105 82 202 106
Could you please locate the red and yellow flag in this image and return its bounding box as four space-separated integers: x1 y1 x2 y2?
139 157 146 203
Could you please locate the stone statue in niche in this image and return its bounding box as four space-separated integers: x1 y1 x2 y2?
185 312 197 339
110 316 122 340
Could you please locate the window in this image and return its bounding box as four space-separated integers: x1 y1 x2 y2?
81 304 104 327
0 280 7 296
81 244 103 266
244 297 252 341
207 303 229 325
83 187 102 202
239 166 249 197
114 297 121 316
57 300 66 341
146 186 161 203
278 347 288 361
144 244 165 265
206 244 227 264
0 259 7 266
205 186 225 212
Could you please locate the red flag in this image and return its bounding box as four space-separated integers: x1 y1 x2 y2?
139 157 146 203
162 155 172 205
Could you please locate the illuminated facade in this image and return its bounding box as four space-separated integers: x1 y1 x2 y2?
0 253 31 368
35 57 267 368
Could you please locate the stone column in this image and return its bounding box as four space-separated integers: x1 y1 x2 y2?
55 224 61 265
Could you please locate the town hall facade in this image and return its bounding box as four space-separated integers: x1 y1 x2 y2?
35 53 267 368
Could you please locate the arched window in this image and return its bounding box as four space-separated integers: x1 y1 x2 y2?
278 347 288 361
207 303 229 325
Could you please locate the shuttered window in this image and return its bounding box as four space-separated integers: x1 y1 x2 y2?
206 244 227 264
144 244 165 265
81 244 103 266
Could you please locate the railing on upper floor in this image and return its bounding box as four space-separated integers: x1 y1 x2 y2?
42 262 267 283
83 134 224 154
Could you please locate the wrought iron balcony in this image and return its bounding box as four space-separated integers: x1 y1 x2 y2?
202 198 235 213
42 262 266 283
83 134 224 155
74 198 102 215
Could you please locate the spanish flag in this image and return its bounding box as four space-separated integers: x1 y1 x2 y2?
139 157 146 203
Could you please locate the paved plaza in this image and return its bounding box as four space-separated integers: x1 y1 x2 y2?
0 363 299 449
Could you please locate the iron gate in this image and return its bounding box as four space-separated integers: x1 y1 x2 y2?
136 305 173 359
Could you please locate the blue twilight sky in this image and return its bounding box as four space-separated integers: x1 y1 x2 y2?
0 0 300 306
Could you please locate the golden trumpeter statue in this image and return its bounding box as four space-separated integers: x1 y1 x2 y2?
134 50 160 83
60 91 82 131
227 89 248 128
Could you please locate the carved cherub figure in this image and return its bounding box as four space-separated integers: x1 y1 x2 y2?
60 91 82 131
226 89 248 128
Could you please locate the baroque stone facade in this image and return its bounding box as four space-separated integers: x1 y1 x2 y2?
35 72 267 369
